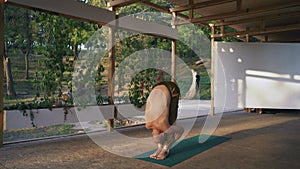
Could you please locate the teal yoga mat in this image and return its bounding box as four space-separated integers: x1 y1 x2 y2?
134 134 230 167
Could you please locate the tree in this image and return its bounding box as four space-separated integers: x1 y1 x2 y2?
4 6 36 79
3 55 16 97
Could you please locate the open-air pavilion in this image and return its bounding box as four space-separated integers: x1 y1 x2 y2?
0 0 300 168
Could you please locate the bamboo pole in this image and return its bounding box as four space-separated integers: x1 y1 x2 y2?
0 0 5 146
210 24 215 116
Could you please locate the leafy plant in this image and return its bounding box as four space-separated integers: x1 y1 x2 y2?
129 69 171 108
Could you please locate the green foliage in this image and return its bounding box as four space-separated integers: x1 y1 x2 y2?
3 124 77 142
4 0 215 113
4 96 55 127
128 69 171 108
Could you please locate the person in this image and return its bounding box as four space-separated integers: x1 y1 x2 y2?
196 74 200 89
145 81 184 160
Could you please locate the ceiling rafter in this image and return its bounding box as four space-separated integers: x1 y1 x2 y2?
173 1 300 25
107 0 139 8
140 0 188 19
108 0 189 20
108 0 209 26
169 0 237 13
215 10 300 27
213 23 300 38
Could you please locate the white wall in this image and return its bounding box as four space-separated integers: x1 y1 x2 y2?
5 105 115 130
214 42 300 109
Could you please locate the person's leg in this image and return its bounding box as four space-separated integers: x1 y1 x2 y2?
145 85 170 159
154 125 184 160
149 129 164 159
145 84 184 160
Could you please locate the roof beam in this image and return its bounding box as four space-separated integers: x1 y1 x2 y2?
6 0 116 26
140 0 188 19
266 37 300 43
178 1 300 25
141 0 169 13
213 23 300 38
6 0 178 40
107 0 139 8
114 14 178 40
108 0 190 24
170 0 237 13
215 11 300 27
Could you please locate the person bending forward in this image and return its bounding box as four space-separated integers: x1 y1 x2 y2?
145 82 184 160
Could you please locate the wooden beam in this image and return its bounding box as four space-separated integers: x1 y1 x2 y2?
107 6 117 132
213 23 300 38
0 0 4 146
6 0 116 26
189 0 194 19
210 24 215 116
114 14 178 40
170 0 237 13
190 1 300 24
7 0 178 40
140 0 189 20
141 0 168 13
236 0 241 12
215 11 300 27
266 37 300 43
140 1 212 28
107 0 139 8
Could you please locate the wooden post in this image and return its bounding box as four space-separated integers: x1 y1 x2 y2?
245 34 250 43
0 0 5 146
107 6 116 131
210 24 215 116
243 34 250 113
171 12 177 82
189 0 194 19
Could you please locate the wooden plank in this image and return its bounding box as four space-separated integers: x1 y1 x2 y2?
190 1 300 24
107 0 139 8
215 11 300 27
189 0 194 19
6 0 116 26
213 23 300 38
141 0 169 13
236 0 241 12
170 0 237 12
114 14 178 40
0 0 4 146
140 1 189 20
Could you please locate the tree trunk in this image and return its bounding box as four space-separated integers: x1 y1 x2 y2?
24 10 32 79
73 43 79 59
4 57 17 97
25 52 29 79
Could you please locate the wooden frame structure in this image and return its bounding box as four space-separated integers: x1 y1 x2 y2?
0 0 299 146
0 0 178 145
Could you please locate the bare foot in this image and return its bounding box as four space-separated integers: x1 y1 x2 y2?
155 145 169 160
150 143 163 159
153 126 184 160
